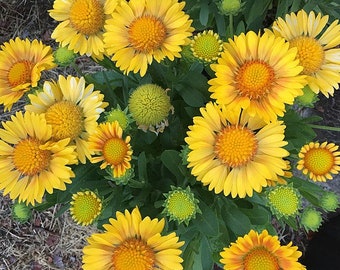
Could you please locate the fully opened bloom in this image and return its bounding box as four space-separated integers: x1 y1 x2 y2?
25 75 107 164
185 102 289 198
49 0 119 59
297 141 340 182
104 0 194 76
0 37 55 111
209 31 306 123
82 207 184 270
271 9 340 97
0 111 77 205
220 229 306 270
88 121 132 178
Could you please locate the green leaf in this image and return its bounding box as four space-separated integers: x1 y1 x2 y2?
195 201 219 236
160 150 185 181
199 0 210 26
222 205 252 236
240 205 271 226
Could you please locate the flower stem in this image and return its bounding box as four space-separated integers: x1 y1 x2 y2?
309 124 340 132
228 14 234 37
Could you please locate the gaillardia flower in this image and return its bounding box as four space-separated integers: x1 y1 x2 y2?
11 201 32 223
49 0 119 59
25 75 108 164
105 105 132 131
185 102 289 198
220 229 306 270
319 191 339 212
104 0 194 76
82 207 184 270
70 190 102 226
53 46 77 67
0 111 77 205
208 31 306 123
0 37 55 111
88 121 132 178
300 207 322 232
297 141 340 182
271 9 340 97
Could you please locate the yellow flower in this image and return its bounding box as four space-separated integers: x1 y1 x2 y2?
297 141 340 182
0 111 77 206
25 75 108 164
49 0 119 59
209 31 306 123
0 37 55 111
185 102 289 198
104 0 194 76
220 229 306 270
271 9 340 97
88 121 133 178
82 207 184 270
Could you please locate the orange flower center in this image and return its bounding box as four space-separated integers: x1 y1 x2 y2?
303 148 334 176
214 125 258 167
236 60 275 100
112 238 156 270
45 101 84 141
103 138 128 166
244 247 280 270
128 15 167 53
13 138 51 176
7 61 33 88
69 0 104 35
289 36 324 75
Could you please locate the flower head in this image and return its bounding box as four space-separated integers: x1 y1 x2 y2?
0 37 55 111
295 85 319 108
128 84 174 134
185 102 289 198
82 207 184 270
319 191 339 212
218 0 243 16
70 190 102 226
220 229 306 270
49 0 119 59
0 111 77 205
104 0 194 76
25 75 108 164
297 141 340 182
105 105 132 131
209 31 306 123
53 46 77 67
88 121 133 178
271 9 340 97
300 207 322 232
11 201 32 223
105 166 135 186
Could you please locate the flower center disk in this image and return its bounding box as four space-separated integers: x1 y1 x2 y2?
167 192 195 220
8 61 33 88
244 247 280 270
304 148 334 176
103 138 128 166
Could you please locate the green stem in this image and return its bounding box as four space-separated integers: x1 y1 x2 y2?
309 124 340 132
228 14 234 37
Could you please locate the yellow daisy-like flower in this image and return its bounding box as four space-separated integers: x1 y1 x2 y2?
185 102 289 198
0 111 77 206
220 229 306 270
25 75 108 164
208 31 306 123
70 190 102 226
0 37 55 111
297 141 340 182
82 207 184 270
104 0 194 76
88 121 133 178
271 9 340 97
49 0 119 59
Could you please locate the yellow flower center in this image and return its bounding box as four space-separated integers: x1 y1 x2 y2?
167 191 195 221
7 61 33 88
236 60 275 100
215 125 258 167
69 0 104 35
112 238 156 270
71 191 102 225
244 247 280 270
13 138 51 176
45 101 84 141
303 148 334 176
289 36 324 75
128 15 167 53
103 138 128 166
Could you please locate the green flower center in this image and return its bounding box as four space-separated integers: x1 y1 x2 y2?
106 110 129 130
71 191 102 225
267 186 300 217
301 208 322 231
191 31 223 62
166 191 196 221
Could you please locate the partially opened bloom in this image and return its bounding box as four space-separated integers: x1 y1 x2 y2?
0 37 55 111
209 31 306 123
82 207 184 270
271 9 340 97
104 0 194 76
297 141 340 182
88 121 132 178
185 102 289 198
0 111 77 205
25 75 108 164
49 0 119 59
220 229 306 270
